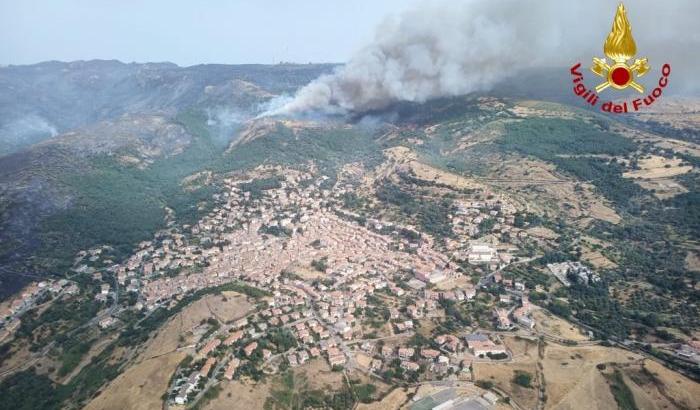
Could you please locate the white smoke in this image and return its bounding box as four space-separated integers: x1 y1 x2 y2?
270 0 700 116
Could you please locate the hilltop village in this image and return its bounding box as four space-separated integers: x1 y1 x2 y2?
6 165 695 408
73 167 546 405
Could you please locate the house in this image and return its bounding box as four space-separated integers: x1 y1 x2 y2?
421 348 441 360
435 334 461 352
223 330 245 346
98 316 117 329
327 347 346 366
513 307 535 329
244 341 258 357
400 361 420 371
398 347 415 359
389 308 400 319
200 338 221 356
224 358 240 380
463 287 476 300
494 309 512 330
298 350 309 364
288 353 299 367
200 357 216 377
381 345 394 358
407 305 422 319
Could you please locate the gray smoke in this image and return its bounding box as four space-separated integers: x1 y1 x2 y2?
0 114 59 154
271 0 700 116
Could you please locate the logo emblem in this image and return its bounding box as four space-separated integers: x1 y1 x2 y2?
591 3 650 93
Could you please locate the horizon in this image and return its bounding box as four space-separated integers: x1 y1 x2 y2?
0 0 420 66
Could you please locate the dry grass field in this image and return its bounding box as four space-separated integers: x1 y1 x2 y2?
84 351 186 410
622 155 693 199
204 378 273 410
543 344 700 410
356 386 414 410
531 307 590 342
473 335 540 409
84 292 252 410
473 324 700 410
623 156 692 180
488 157 621 225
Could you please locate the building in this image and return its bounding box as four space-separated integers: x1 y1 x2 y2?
466 335 507 357
200 357 216 377
224 358 240 380
547 261 601 287
415 270 447 284
400 361 420 371
223 330 244 346
174 372 201 405
244 342 258 357
513 307 535 329
98 316 117 329
200 338 221 356
398 347 415 359
467 244 496 264
327 347 346 366
435 334 461 352
381 345 394 358
494 309 512 330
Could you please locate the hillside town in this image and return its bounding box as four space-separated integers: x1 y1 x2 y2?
0 166 640 408
30 167 552 406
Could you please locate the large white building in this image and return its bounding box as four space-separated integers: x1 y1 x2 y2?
467 244 496 264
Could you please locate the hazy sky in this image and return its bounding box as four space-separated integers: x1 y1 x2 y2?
0 0 421 66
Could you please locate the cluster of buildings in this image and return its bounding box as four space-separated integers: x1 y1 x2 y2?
116 170 475 312
452 199 518 239
47 166 548 406
0 279 79 342
547 261 601 287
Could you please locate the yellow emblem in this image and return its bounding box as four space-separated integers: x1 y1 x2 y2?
591 3 650 93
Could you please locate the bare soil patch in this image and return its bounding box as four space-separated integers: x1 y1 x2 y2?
356 386 413 410
203 378 273 410
84 351 185 410
531 307 590 342
623 155 692 180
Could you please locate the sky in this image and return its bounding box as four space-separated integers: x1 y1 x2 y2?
0 0 422 66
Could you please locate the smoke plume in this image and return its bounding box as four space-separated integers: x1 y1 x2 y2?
271 0 700 116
